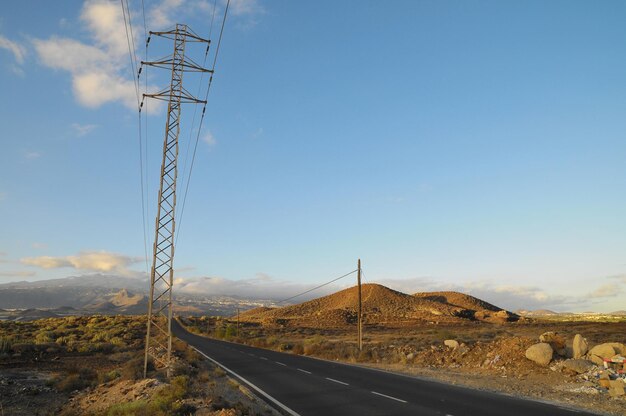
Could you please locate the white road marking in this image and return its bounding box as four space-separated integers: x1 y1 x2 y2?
297 368 312 374
191 346 301 416
248 353 255 357
326 377 349 386
275 361 287 366
260 357 268 361
371 391 407 403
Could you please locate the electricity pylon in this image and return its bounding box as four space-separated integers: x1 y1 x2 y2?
142 23 211 378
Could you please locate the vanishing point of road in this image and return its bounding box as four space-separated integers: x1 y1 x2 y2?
172 320 594 416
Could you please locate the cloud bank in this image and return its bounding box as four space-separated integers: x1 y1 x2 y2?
21 250 142 275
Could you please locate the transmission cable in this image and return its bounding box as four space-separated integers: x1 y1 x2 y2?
122 0 150 275
276 269 358 305
121 0 141 106
176 0 219 240
175 0 230 245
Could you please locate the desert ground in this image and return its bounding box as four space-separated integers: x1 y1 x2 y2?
0 315 279 416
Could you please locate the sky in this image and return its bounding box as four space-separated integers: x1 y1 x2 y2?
1 0 625 312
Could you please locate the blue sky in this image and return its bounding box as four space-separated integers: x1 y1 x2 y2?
1 0 625 312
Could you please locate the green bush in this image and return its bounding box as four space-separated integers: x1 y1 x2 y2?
35 331 55 345
99 369 121 384
224 324 237 339
105 400 151 416
0 336 12 353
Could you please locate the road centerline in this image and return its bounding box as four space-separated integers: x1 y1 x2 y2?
326 377 349 386
297 368 312 374
371 391 407 403
275 361 287 366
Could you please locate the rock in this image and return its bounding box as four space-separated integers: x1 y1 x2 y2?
562 359 595 374
588 344 616 366
457 343 470 355
599 379 611 389
444 340 459 349
606 342 626 355
572 334 588 359
539 332 566 351
525 343 554 366
609 380 625 397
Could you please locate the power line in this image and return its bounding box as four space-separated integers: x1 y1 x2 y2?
122 0 150 275
277 269 358 305
176 0 219 243
120 0 141 107
175 0 230 245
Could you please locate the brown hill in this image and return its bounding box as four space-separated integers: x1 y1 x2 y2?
239 284 516 327
413 291 518 322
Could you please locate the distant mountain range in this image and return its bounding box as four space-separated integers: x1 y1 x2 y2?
0 274 277 320
516 309 626 317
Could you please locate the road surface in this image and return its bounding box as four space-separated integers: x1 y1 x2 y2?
172 320 593 416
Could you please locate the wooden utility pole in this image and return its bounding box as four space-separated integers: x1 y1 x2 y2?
357 258 362 351
236 307 240 337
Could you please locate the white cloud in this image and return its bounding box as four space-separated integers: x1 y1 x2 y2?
33 37 110 73
589 283 621 298
201 130 216 146
149 0 185 28
24 151 41 159
21 250 142 275
80 0 130 57
74 72 137 108
252 127 263 139
33 1 138 110
31 0 263 110
174 273 340 301
376 277 578 312
71 123 98 137
228 0 263 17
0 35 26 64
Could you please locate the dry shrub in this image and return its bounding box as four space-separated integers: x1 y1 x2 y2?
121 356 147 380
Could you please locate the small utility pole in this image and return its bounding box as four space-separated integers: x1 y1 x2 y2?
357 258 362 351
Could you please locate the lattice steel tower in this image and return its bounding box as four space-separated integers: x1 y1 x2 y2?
142 24 211 378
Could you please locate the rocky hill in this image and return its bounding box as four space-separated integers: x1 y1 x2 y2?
239 283 518 327
414 291 518 322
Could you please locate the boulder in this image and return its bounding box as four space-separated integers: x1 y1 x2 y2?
588 344 616 366
444 339 459 349
572 334 588 359
562 359 594 374
525 343 553 366
609 380 625 397
539 331 566 352
606 342 626 355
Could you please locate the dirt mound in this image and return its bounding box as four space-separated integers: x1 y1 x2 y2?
416 336 538 373
414 291 518 322
241 284 472 327
63 378 163 414
414 291 500 312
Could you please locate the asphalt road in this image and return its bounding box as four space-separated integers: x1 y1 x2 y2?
172 320 594 416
